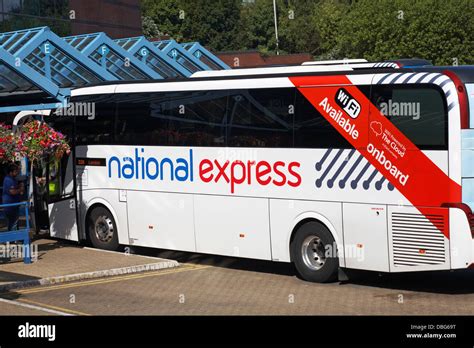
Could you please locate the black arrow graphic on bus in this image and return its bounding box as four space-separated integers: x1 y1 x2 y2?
375 175 387 191
375 176 394 191
339 154 363 188
363 168 379 190
315 148 333 171
327 149 355 188
351 161 371 189
315 149 344 188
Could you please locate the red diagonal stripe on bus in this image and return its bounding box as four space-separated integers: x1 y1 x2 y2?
289 75 461 238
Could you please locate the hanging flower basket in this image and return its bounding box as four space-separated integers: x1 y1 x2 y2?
0 121 70 164
20 121 70 163
0 123 22 164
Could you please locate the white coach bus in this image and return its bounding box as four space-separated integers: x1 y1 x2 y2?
23 62 474 282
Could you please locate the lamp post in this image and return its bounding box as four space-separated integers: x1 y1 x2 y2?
273 0 280 55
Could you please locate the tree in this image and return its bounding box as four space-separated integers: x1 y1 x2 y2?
141 0 185 40
335 0 474 65
278 0 322 55
141 0 241 51
237 0 277 53
237 0 323 55
180 0 241 51
312 0 350 59
142 16 163 38
140 0 474 64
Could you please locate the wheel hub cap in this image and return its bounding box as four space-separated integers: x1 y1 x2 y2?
301 236 327 271
95 216 114 243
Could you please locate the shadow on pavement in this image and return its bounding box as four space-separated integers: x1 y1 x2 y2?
344 268 474 295
0 237 78 288
130 245 474 295
133 246 296 277
0 270 40 284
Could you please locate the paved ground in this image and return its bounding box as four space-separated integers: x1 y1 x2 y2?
0 298 55 315
0 246 473 316
0 239 177 289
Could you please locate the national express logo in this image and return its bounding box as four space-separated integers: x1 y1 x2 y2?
107 149 302 193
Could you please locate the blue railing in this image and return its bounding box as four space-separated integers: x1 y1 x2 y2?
0 201 31 264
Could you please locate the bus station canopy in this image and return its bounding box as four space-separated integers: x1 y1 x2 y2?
152 39 210 75
182 42 230 70
115 36 191 78
0 27 116 113
0 45 66 113
0 26 219 113
64 32 163 80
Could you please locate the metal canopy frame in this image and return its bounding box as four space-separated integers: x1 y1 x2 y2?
0 26 220 114
0 26 118 112
152 39 210 74
115 36 190 78
64 32 164 80
0 27 115 86
182 42 229 70
0 45 66 113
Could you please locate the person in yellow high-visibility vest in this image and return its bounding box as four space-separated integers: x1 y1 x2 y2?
48 159 60 197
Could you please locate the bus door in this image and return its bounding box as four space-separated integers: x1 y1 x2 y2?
33 115 79 241
44 153 79 241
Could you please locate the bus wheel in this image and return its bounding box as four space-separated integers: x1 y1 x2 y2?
291 221 338 283
88 206 119 251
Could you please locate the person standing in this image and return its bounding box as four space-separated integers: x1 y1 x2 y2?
2 163 24 231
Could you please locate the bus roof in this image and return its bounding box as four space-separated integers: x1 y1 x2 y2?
69 64 474 95
301 59 368 65
190 62 398 78
412 66 474 84
68 66 410 93
190 65 355 78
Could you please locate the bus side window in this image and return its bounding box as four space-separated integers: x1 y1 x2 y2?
116 91 228 147
226 88 294 148
160 90 228 147
116 93 161 146
73 97 116 146
371 85 447 150
294 88 351 149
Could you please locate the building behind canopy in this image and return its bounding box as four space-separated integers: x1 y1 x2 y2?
0 0 142 38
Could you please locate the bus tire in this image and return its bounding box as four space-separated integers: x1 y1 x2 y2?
87 206 119 251
290 221 338 283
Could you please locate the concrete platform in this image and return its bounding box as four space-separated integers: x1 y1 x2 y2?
0 238 179 292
